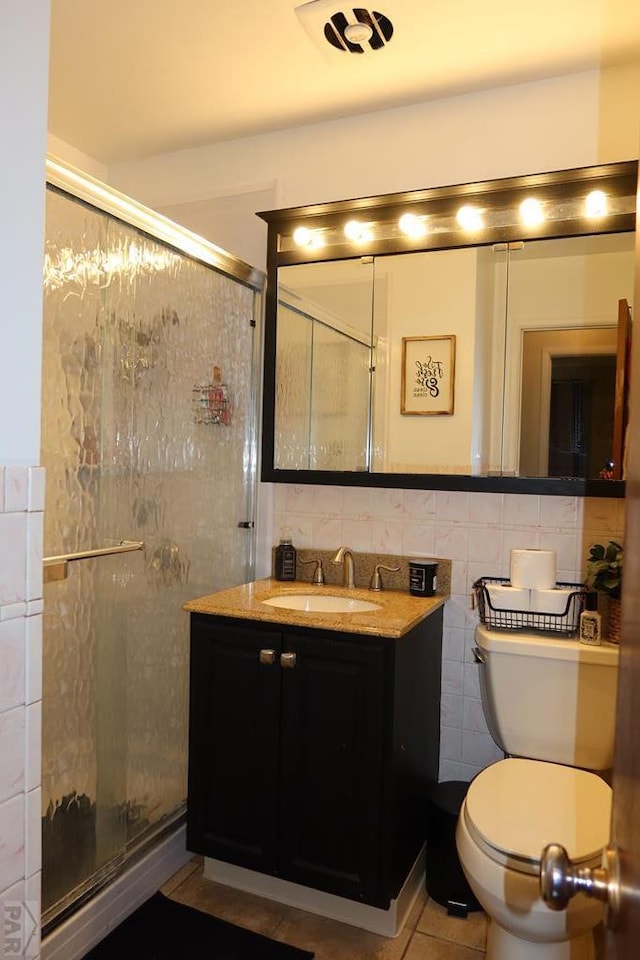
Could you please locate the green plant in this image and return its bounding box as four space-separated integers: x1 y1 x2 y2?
585 541 623 599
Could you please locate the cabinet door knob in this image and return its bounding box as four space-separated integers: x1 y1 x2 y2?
259 648 277 665
280 652 297 669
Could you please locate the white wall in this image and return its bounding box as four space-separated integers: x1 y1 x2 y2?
1 3 49 956
374 249 480 474
46 134 107 183
108 64 640 270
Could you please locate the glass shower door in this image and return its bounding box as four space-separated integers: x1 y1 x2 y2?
41 185 259 922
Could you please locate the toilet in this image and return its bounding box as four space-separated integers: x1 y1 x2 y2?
455 624 619 960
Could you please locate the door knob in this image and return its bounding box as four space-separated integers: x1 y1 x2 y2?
540 843 620 927
259 648 276 665
280 652 297 668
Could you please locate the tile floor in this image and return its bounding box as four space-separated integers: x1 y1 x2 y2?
161 858 487 960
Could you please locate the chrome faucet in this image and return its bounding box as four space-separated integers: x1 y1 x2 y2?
333 546 356 588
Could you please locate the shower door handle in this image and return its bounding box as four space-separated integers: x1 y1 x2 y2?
43 540 145 582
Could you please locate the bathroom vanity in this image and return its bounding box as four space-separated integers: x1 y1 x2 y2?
184 580 444 913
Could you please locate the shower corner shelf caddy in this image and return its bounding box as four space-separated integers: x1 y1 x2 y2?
192 366 232 426
472 576 587 635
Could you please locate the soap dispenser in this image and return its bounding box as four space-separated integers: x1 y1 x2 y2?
275 527 297 581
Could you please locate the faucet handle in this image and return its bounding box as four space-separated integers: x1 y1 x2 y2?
299 557 325 584
369 563 400 592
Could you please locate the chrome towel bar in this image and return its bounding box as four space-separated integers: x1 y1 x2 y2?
43 540 145 583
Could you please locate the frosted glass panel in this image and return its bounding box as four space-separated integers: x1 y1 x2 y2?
310 324 370 471
274 306 372 470
274 304 312 469
41 186 258 918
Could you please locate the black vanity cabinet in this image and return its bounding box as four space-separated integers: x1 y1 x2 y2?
187 608 443 908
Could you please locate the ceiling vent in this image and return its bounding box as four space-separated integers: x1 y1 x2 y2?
295 1 394 55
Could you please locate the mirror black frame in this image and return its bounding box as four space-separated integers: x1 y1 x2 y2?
258 161 637 497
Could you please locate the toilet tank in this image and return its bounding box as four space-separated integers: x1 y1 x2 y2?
475 625 619 770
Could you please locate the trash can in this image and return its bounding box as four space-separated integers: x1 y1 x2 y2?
425 780 481 916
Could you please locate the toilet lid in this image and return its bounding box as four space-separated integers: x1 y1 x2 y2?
464 758 611 873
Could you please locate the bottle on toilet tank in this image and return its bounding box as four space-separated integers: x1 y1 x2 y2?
579 592 602 645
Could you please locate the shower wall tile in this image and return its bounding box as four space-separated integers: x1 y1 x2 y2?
25 615 42 706
25 703 41 794
27 468 46 513
4 467 29 513
0 513 27 605
0 878 25 922
0 794 26 894
25 870 41 958
0 618 25 713
26 513 43 602
0 707 25 802
24 788 41 880
0 602 28 622
271 483 618 781
0 461 43 943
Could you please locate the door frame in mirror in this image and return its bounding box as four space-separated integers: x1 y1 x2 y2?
259 161 638 497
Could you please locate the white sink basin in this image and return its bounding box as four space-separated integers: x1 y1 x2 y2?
261 594 381 614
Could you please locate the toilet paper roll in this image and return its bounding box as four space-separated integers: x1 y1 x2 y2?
487 583 531 612
530 587 573 615
510 549 557 590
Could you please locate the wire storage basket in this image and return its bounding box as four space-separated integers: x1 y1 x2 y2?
472 577 587 635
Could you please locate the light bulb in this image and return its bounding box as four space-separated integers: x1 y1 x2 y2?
292 226 324 250
585 190 608 218
293 226 313 247
344 219 373 243
519 197 545 227
399 213 428 239
456 205 484 231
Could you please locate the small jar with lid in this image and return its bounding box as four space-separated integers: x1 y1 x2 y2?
408 557 438 597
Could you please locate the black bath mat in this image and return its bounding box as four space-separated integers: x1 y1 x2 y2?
84 892 314 959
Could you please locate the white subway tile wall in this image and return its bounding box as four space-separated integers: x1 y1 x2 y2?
0 465 44 958
273 485 625 781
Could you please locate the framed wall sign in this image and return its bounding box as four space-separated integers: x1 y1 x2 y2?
401 335 456 415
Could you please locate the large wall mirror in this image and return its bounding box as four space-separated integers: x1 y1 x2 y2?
259 162 637 496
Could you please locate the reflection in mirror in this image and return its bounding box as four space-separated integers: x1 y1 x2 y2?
275 259 373 470
275 232 634 479
370 247 508 475
504 233 635 478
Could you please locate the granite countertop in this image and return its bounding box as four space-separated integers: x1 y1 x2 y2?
184 577 447 639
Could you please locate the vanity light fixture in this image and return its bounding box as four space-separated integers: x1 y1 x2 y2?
261 161 636 261
398 212 428 239
344 219 374 242
456 205 484 231
519 197 545 227
585 189 608 218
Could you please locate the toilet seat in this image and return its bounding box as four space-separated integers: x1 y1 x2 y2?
463 757 611 876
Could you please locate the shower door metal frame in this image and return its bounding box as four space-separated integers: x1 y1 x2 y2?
42 156 266 930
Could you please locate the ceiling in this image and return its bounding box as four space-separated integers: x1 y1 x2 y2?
48 0 640 166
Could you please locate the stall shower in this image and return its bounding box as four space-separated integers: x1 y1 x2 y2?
40 170 262 928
